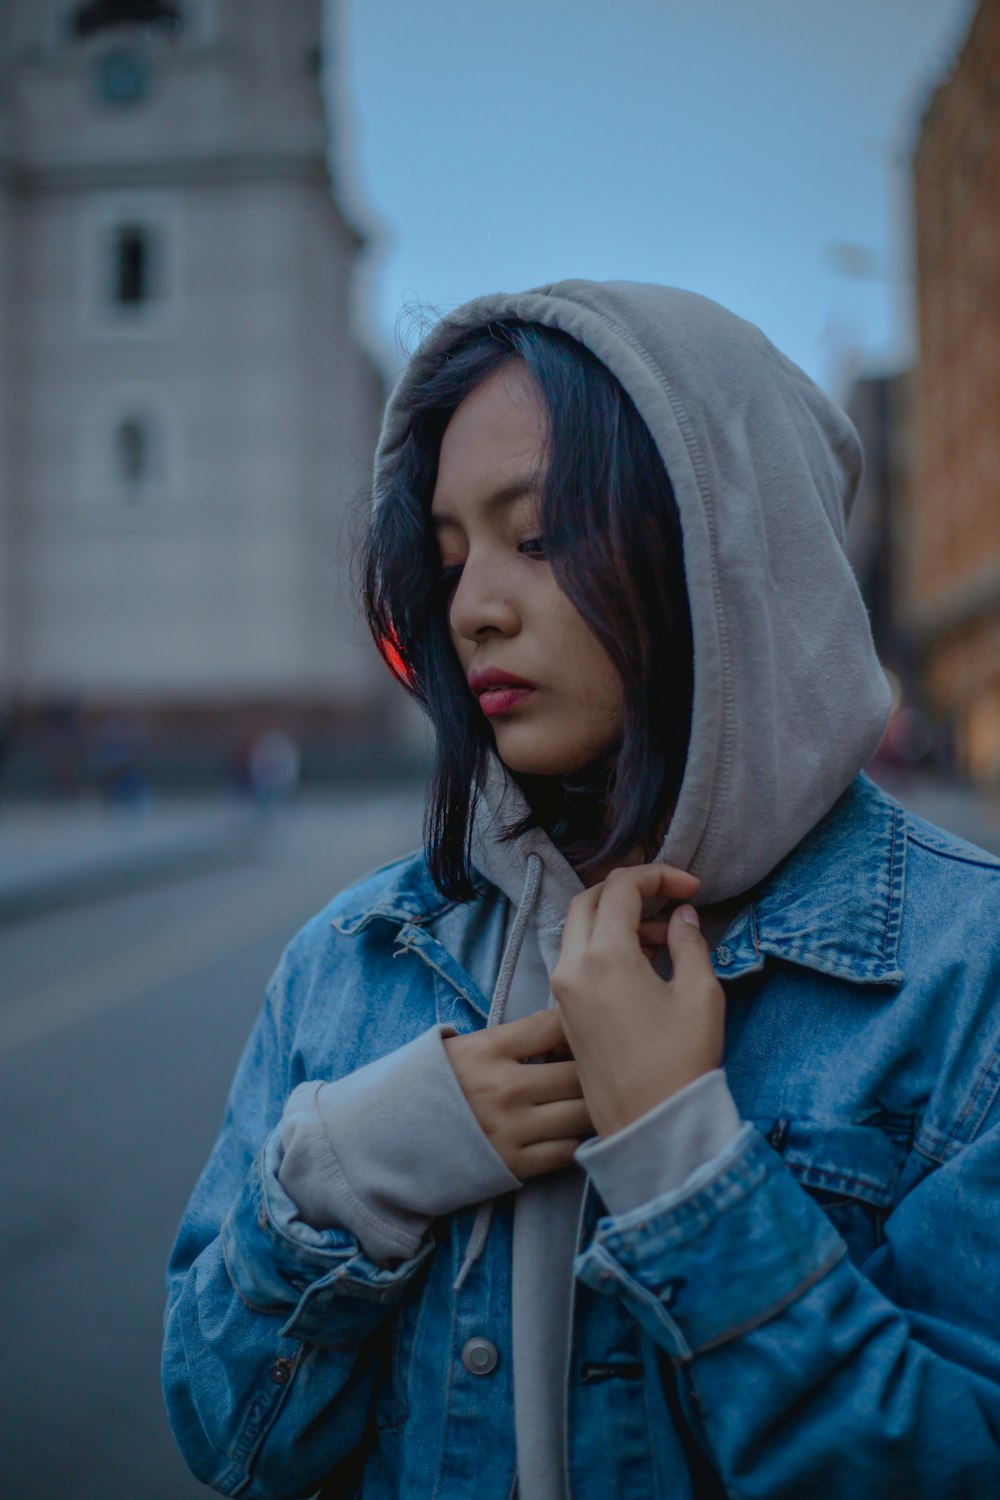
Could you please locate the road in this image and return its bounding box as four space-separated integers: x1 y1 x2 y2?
0 787 424 1500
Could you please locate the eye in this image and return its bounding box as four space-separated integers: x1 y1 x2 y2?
438 562 464 593
519 536 546 559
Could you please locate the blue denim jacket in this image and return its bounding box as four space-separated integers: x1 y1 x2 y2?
163 773 1000 1498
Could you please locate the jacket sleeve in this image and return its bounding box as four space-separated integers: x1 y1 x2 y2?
162 961 439 1500
277 1021 520 1266
575 1093 1000 1497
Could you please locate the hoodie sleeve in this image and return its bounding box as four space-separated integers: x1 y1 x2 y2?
574 1069 742 1215
278 1023 522 1266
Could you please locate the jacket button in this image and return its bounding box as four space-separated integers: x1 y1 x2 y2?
268 1358 293 1385
461 1337 499 1375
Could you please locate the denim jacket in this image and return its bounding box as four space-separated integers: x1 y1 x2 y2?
162 773 1000 1498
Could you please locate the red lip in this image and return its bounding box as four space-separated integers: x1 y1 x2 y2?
468 667 537 695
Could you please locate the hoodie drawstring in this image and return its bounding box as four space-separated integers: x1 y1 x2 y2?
453 851 543 1292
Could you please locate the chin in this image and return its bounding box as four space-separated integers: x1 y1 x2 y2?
493 729 597 778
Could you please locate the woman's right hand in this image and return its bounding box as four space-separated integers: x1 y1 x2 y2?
443 1008 594 1180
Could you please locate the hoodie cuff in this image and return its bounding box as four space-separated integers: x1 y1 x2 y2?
278 1023 521 1266
574 1070 742 1217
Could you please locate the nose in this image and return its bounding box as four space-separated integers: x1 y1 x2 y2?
448 552 520 642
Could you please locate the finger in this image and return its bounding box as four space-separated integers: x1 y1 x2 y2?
638 919 672 945
495 1006 566 1057
559 882 603 962
515 1138 583 1179
517 1059 583 1105
592 864 700 949
522 1098 593 1143
666 904 718 989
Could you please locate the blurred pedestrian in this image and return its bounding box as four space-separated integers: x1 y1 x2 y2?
166 282 1000 1498
247 728 301 814
85 713 152 810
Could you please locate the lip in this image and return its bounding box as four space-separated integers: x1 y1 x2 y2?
468 667 537 719
468 667 537 694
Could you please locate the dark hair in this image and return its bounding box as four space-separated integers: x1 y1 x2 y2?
361 320 694 901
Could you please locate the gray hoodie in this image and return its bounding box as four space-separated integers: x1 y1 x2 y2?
278 280 891 1498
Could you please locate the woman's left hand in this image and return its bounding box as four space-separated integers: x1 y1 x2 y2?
551 864 725 1138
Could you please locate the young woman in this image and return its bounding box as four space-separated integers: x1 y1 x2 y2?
163 280 1000 1499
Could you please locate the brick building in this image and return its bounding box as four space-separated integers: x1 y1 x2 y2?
909 0 1000 781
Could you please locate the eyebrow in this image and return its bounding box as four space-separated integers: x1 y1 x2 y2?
430 476 543 529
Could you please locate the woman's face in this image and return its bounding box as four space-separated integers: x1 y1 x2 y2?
430 359 624 777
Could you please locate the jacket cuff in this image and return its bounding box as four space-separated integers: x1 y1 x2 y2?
278 1022 521 1267
221 1126 437 1343
574 1069 742 1216
574 1125 846 1361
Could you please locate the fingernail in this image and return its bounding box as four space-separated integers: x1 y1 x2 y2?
678 905 700 927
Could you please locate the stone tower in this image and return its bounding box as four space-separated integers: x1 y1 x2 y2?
0 0 392 783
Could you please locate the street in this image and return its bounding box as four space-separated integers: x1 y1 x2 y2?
0 787 424 1500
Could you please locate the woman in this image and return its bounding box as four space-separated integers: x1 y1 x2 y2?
163 281 1000 1499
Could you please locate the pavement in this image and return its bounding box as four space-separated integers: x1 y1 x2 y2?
0 793 268 923
0 771 997 926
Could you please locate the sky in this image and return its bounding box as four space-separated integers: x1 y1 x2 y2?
326 0 975 397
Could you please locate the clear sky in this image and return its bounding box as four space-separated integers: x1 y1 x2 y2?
326 0 975 397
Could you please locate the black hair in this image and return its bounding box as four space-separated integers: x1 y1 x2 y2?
361 320 694 901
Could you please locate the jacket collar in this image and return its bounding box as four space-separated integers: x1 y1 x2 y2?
330 850 475 935
333 773 906 989
714 773 906 986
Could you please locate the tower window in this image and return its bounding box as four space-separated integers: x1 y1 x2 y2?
110 409 165 507
72 0 182 39
79 389 177 518
84 193 176 337
116 417 149 488
113 224 152 306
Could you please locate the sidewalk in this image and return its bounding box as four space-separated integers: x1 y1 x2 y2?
0 795 265 923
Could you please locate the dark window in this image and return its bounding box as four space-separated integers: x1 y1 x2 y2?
72 0 182 41
116 418 148 487
114 224 151 306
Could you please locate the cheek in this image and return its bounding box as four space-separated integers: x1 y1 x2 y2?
551 605 624 719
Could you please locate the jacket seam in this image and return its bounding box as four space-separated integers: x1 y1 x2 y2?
679 1241 848 1361
880 803 899 960
679 1363 737 1500
221 1227 288 1316
938 1036 1000 1153
331 875 495 935
904 823 1000 872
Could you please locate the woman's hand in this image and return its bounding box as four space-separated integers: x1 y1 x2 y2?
443 1008 595 1180
551 864 725 1138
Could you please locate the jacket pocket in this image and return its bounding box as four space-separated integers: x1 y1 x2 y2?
757 1118 905 1266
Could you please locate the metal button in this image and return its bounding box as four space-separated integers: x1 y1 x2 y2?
461 1336 499 1375
268 1358 293 1385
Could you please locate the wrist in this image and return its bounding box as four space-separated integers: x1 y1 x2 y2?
589 1062 713 1137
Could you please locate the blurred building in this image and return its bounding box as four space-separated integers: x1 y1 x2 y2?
0 0 398 790
843 370 914 682
909 0 1000 783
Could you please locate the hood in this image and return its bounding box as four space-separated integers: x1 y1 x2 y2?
374 279 892 907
